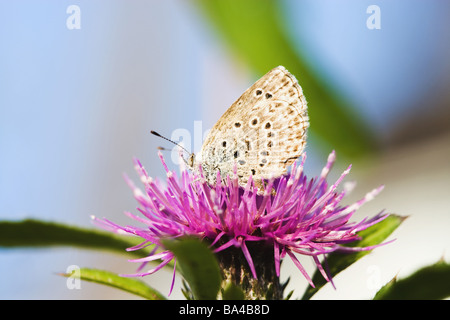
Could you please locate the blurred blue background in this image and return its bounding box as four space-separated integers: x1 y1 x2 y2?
1 0 449 299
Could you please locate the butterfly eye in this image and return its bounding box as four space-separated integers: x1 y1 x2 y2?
234 122 241 128
255 89 263 96
265 92 273 99
265 122 271 129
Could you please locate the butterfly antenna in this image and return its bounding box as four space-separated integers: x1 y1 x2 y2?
150 130 192 156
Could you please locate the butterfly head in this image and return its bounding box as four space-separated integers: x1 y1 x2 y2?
187 152 196 170
151 130 196 169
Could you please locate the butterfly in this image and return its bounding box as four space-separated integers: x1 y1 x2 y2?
188 66 309 191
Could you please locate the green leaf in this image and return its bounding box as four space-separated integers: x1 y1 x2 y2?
221 280 245 300
193 0 376 159
162 237 222 300
60 267 166 300
0 219 151 258
374 260 450 300
181 279 195 300
301 214 406 300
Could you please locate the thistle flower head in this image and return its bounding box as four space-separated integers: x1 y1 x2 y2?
94 151 388 296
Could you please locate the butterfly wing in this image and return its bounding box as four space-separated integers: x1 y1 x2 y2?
198 66 309 188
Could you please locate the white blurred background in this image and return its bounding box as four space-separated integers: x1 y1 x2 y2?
0 0 449 299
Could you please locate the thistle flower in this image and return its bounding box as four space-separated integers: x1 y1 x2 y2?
94 151 389 298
